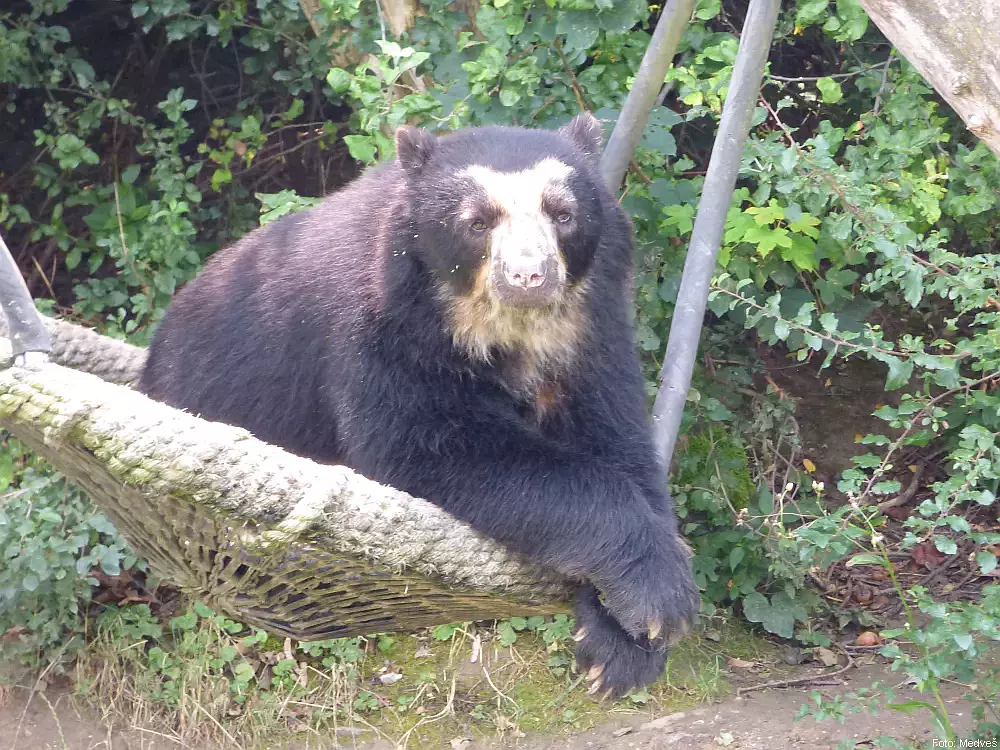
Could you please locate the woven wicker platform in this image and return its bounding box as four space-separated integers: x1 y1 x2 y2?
0 318 574 640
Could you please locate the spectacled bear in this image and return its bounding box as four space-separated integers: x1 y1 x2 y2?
139 113 699 699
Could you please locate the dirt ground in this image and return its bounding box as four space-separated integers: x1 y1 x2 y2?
1 656 976 750
509 660 975 750
754 345 903 481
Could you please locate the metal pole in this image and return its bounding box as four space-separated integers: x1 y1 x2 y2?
651 0 782 467
0 232 51 364
599 0 696 191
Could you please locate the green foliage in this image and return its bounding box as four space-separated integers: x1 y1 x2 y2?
0 436 139 667
79 601 375 739
120 603 268 706
797 581 1000 743
673 424 769 603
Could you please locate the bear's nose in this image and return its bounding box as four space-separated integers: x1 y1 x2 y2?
502 257 548 289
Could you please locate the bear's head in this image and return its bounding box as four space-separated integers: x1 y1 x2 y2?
394 113 613 370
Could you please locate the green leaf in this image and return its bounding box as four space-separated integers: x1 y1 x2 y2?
846 553 884 568
343 135 377 164
398 51 431 76
121 164 141 184
746 201 784 225
780 235 818 271
639 108 682 156
976 550 997 574
788 213 821 239
901 265 923 307
795 0 829 26
974 489 996 506
99 546 121 575
744 224 792 258
883 355 913 391
724 211 756 244
888 700 937 716
742 592 769 623
0 451 12 492
729 547 745 570
933 536 957 555
694 0 722 20
170 611 198 631
816 77 843 104
832 0 869 41
497 621 517 646
326 68 351 94
757 487 774 515
596 0 648 33
498 88 521 107
556 11 601 52
210 167 232 192
432 623 461 641
871 480 901 495
661 204 695 235
766 600 797 638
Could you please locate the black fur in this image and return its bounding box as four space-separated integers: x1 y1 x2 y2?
139 116 700 699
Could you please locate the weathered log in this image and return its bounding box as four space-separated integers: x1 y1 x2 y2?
858 0 1000 157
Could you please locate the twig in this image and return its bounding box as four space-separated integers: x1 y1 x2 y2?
768 63 886 84
736 643 855 697
875 459 927 511
654 81 675 107
29 254 57 301
872 55 897 117
857 375 997 505
552 40 589 113
482 663 519 713
711 285 913 360
394 674 457 749
921 551 961 588
372 0 388 40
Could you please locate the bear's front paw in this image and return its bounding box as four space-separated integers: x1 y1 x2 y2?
573 584 668 701
593 526 700 645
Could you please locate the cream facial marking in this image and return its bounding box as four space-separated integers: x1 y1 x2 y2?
458 158 575 219
457 158 576 305
443 158 588 388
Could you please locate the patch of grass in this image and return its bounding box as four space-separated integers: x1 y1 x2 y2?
64 601 778 748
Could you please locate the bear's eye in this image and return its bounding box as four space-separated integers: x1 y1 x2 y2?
556 212 573 224
470 219 487 232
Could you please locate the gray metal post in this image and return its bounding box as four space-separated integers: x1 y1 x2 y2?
651 0 782 467
0 233 51 363
599 0 697 191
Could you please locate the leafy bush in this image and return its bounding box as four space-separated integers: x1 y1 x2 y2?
0 436 139 667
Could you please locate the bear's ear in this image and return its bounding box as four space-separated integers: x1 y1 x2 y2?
558 112 604 162
395 126 438 173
